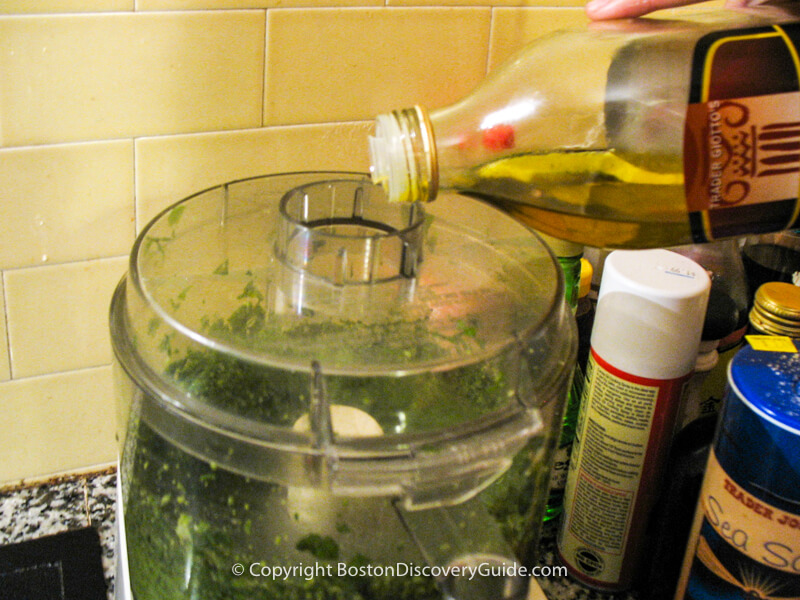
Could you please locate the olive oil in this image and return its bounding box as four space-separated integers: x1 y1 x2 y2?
460 150 690 248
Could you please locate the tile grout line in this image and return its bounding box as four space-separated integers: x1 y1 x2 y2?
132 136 139 236
1 272 14 381
0 254 129 276
262 9 269 129
486 6 496 76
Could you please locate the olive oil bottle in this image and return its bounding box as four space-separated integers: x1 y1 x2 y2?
369 5 800 249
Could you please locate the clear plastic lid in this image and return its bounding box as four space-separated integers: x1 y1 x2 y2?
112 172 574 503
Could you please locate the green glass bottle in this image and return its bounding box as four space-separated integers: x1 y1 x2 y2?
541 234 584 523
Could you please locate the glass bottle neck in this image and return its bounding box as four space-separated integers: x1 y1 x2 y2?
369 106 438 203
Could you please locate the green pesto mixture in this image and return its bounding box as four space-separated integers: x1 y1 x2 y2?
121 276 545 600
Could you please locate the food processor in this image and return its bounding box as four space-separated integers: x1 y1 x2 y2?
110 172 576 600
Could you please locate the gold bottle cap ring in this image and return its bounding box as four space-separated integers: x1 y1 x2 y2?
754 281 800 320
750 281 800 336
413 105 438 203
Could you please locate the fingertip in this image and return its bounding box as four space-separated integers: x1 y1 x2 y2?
585 0 617 19
585 0 649 20
584 0 607 15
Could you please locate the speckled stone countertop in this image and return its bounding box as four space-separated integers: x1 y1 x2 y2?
0 467 639 600
0 466 118 599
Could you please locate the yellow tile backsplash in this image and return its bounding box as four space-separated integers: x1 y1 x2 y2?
264 7 491 124
4 257 127 380
134 121 372 227
0 141 134 269
488 7 588 69
0 0 133 14
0 0 713 484
137 0 383 10
0 11 265 146
0 366 116 484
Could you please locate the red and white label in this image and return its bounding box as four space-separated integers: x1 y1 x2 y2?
558 350 690 589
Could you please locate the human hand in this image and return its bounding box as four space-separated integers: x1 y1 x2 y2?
585 0 771 20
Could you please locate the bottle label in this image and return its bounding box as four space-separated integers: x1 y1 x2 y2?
676 366 717 432
548 444 571 492
558 350 689 589
684 24 800 242
673 450 800 599
745 333 799 353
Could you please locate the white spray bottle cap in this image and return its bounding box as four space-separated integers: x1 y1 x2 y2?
591 249 711 380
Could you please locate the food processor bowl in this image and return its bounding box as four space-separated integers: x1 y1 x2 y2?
110 172 576 600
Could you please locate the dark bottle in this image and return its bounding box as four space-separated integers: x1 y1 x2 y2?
641 288 739 600
741 230 800 301
575 258 595 374
641 240 748 599
671 239 750 410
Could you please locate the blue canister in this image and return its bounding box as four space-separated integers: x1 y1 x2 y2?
674 338 800 600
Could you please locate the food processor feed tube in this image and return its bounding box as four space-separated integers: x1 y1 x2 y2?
369 6 800 249
110 173 577 600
